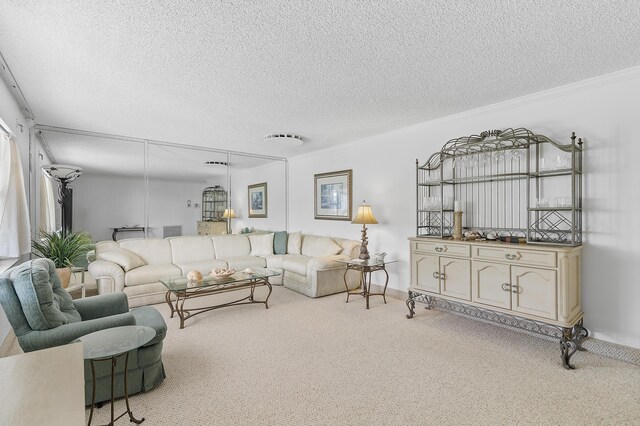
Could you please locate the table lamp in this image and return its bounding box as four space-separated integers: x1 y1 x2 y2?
222 208 236 234
352 201 378 260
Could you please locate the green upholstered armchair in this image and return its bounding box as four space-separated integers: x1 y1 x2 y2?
0 258 166 404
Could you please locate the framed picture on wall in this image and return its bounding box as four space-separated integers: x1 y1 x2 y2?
248 182 268 218
314 169 352 220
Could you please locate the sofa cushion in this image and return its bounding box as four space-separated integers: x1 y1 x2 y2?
265 255 284 269
10 259 81 330
130 306 167 346
301 235 342 257
168 236 215 264
307 255 350 271
119 239 173 265
282 254 311 276
249 233 274 257
273 231 288 255
95 240 120 254
98 248 146 272
174 260 228 275
283 270 309 285
334 238 361 258
287 231 302 254
212 235 250 258
125 264 182 286
224 256 266 270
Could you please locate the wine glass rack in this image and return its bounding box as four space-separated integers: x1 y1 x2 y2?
416 128 583 246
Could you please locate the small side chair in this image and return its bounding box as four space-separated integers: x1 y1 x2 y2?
0 258 167 404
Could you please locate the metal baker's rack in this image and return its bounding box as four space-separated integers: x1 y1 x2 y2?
416 127 583 246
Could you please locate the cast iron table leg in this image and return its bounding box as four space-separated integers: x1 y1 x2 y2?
365 270 370 309
88 360 96 425
123 352 145 424
343 268 350 303
381 267 389 304
165 290 175 318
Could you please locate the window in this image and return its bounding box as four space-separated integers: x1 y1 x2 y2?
0 118 31 259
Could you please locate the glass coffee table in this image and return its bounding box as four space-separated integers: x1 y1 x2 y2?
161 268 279 329
77 325 156 425
337 259 397 309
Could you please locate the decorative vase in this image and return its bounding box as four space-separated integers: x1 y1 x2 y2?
56 267 72 289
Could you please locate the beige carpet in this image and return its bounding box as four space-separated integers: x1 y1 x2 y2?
10 287 640 425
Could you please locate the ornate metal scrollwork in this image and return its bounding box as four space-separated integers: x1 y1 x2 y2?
406 291 587 369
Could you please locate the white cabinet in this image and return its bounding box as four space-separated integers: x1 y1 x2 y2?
197 221 226 236
440 257 471 301
472 261 511 310
511 266 557 321
411 242 471 301
409 237 581 328
412 253 440 293
471 261 558 320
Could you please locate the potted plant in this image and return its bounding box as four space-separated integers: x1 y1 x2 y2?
32 230 92 288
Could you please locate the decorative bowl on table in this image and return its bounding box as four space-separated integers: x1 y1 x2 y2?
209 268 236 280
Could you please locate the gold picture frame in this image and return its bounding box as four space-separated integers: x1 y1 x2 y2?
248 182 268 218
314 169 352 221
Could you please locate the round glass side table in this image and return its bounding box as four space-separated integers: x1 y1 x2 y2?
76 325 155 425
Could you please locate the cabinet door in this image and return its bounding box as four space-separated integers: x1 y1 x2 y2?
413 253 440 293
213 222 227 234
472 261 511 309
511 266 557 320
440 257 471 301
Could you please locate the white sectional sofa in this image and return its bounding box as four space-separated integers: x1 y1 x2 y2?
88 233 361 307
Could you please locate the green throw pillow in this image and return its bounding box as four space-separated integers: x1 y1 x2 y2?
273 231 288 255
10 258 81 330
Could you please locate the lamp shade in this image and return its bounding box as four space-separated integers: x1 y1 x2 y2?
222 208 236 219
352 203 378 225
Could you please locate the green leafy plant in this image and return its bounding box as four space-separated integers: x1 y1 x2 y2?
31 230 93 269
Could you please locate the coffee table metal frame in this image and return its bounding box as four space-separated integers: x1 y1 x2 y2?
162 272 276 329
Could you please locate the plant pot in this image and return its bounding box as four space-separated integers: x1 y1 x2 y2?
56 267 72 289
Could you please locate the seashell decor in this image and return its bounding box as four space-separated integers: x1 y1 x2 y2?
187 270 203 282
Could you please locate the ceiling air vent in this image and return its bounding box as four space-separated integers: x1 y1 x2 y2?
202 161 229 166
264 133 304 147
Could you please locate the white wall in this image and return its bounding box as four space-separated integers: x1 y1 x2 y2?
286 67 640 349
0 77 31 345
72 175 205 242
230 160 287 233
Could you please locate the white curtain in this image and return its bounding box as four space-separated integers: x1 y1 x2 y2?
39 173 56 233
0 129 31 258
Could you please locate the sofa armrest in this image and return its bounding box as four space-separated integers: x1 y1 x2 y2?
88 259 125 293
18 312 136 352
307 255 350 273
73 293 130 320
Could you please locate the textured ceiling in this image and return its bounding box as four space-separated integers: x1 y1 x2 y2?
2 1 640 159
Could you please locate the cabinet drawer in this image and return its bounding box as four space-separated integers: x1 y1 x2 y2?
413 241 470 257
472 246 556 268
